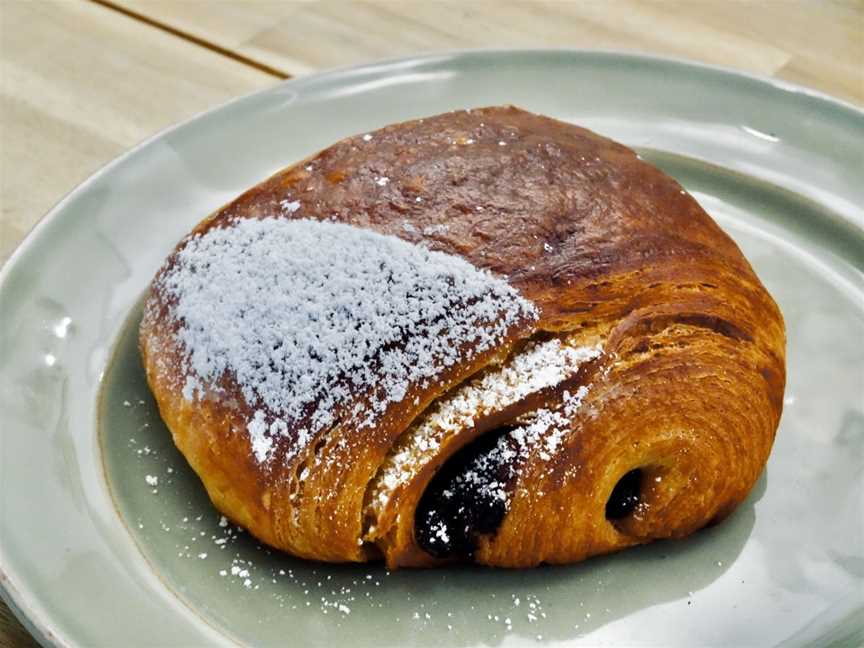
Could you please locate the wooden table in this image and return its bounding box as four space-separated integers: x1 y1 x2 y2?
0 1 861 645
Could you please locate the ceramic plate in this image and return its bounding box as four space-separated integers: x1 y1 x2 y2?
1 51 862 647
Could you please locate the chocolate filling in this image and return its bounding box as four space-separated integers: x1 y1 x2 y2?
415 427 520 559
417 450 646 558
605 469 642 520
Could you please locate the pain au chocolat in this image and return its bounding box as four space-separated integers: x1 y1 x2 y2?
139 106 785 568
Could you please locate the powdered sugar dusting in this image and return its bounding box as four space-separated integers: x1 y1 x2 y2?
247 410 273 462
509 386 591 464
157 217 536 464
435 385 593 524
280 199 301 214
367 338 601 525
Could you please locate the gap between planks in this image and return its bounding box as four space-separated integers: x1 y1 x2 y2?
89 0 292 79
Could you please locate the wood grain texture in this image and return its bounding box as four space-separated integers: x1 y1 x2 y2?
0 0 860 644
0 602 35 648
111 0 864 104
0 1 273 644
0 0 274 264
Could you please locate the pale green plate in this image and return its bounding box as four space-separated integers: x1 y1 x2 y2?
1 51 862 647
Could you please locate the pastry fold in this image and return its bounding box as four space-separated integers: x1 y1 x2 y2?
140 106 785 568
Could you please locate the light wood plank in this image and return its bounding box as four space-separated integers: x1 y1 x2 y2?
0 2 273 641
0 0 276 264
112 0 863 104
0 2 273 639
660 0 864 104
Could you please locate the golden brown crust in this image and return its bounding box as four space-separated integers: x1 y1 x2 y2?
139 106 785 568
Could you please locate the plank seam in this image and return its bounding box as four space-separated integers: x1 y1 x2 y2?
88 0 291 80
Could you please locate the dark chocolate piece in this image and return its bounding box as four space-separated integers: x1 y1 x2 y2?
605 469 642 520
415 428 520 559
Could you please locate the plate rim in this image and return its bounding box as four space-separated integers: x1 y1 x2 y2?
1 47 862 647
2 44 862 278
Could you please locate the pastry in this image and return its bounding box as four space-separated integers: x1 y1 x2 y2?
139 106 786 568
